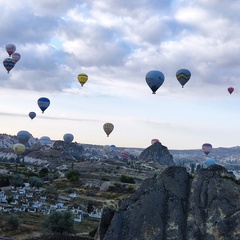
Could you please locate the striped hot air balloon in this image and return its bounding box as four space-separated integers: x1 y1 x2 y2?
176 69 191 88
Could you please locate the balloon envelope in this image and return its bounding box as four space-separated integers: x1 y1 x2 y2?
120 150 131 160
37 97 50 113
202 143 212 156
151 139 160 145
145 70 165 94
103 123 114 137
40 136 51 145
5 43 16 56
77 73 88 87
63 133 74 143
13 143 25 155
17 130 31 145
205 157 216 167
176 69 191 88
3 58 15 73
12 52 21 63
29 112 36 120
228 87 234 94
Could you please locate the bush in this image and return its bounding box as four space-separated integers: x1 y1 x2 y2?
6 214 20 230
65 170 80 182
29 176 44 188
42 211 75 239
119 174 135 184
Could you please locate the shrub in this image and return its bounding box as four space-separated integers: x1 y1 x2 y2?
119 174 135 184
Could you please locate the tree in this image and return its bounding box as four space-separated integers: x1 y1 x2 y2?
29 176 44 188
6 214 20 230
119 174 135 184
42 211 75 239
39 167 49 178
65 170 80 182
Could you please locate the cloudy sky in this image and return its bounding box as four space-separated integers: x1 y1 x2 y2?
1 0 240 150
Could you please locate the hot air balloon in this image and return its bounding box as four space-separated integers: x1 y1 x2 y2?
77 73 88 87
29 112 36 120
13 143 25 155
103 123 114 137
103 145 111 153
120 150 131 160
228 87 234 94
205 157 216 167
202 143 212 156
5 43 16 56
40 136 51 145
145 70 165 94
151 139 160 145
176 69 191 88
63 133 74 143
3 58 15 73
11 52 21 63
17 130 31 145
37 97 50 113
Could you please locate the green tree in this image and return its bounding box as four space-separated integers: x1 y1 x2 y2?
39 167 49 178
10 174 24 187
42 211 75 239
29 176 44 188
65 170 80 182
119 174 135 184
6 214 20 230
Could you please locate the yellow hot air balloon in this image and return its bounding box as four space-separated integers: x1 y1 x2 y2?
13 143 26 155
77 73 88 87
103 123 114 137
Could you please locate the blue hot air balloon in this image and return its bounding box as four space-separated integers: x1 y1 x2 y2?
37 97 50 113
29 111 36 120
40 136 51 145
17 130 31 145
176 69 191 88
205 157 216 167
145 70 165 94
3 58 15 73
63 133 74 143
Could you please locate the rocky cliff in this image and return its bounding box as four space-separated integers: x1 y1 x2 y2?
139 142 174 166
95 165 240 240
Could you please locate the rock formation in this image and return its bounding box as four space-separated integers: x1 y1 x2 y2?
139 142 174 166
95 165 240 240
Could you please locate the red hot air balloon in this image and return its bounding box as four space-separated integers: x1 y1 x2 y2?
228 87 234 94
202 143 212 156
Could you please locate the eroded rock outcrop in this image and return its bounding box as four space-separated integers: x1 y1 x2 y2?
139 142 174 166
95 165 240 240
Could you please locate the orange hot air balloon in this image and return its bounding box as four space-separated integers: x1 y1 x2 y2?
228 87 234 94
103 123 114 137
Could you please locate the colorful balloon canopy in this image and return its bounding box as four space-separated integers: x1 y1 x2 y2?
40 136 51 145
37 97 50 113
17 130 31 145
3 58 15 73
77 73 88 87
228 87 234 94
202 143 212 156
151 139 160 145
63 133 74 143
11 52 21 63
5 43 16 56
120 150 131 160
145 70 165 94
205 157 216 167
103 123 114 137
176 69 191 88
13 143 26 155
29 112 36 120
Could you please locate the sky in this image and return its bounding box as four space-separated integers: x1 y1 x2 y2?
1 0 240 150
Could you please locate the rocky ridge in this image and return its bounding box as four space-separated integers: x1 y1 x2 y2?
95 165 240 240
